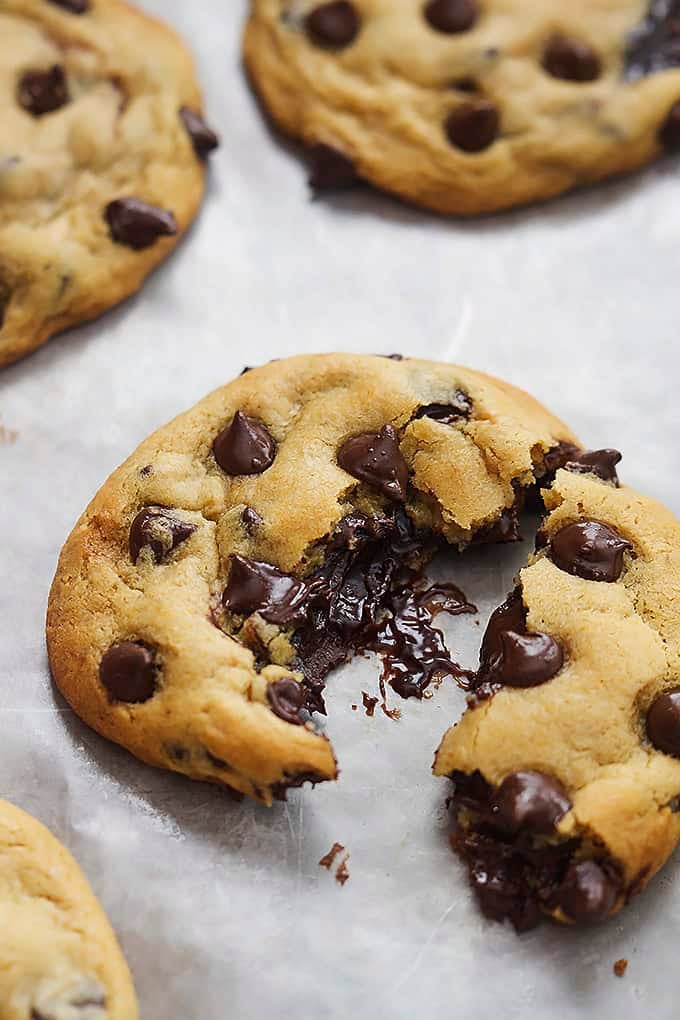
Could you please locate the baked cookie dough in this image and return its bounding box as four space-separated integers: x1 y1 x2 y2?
0 798 137 1019
434 462 680 929
0 0 218 368
244 0 680 214
47 353 577 805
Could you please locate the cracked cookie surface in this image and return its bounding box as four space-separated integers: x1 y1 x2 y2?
0 799 137 1020
47 353 576 805
244 0 680 214
0 0 217 368
434 467 680 928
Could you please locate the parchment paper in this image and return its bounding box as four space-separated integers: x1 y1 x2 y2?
2 3 680 1017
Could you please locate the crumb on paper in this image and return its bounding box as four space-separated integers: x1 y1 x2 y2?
351 704 357 711
335 853 350 887
614 959 628 978
380 701 401 721
361 691 378 717
0 422 19 445
319 842 345 870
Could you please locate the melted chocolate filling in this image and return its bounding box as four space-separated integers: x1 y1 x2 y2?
291 508 475 711
449 771 622 931
625 0 680 79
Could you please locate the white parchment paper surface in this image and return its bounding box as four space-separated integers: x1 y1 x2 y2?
2 3 680 1018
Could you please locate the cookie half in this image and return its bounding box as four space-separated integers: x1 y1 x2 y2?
0 0 218 368
434 466 680 929
0 798 137 1019
47 353 576 804
244 0 680 214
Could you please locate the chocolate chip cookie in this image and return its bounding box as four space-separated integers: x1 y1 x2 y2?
244 0 680 214
47 353 576 804
0 0 218 368
0 798 137 1019
434 465 680 928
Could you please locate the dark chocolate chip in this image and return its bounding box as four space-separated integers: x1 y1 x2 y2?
17 65 69 117
46 0 89 11
424 0 477 34
337 425 409 502
478 589 526 666
99 641 158 703
105 198 177 250
558 860 618 924
495 630 564 688
452 77 479 93
541 441 582 477
222 554 309 626
267 678 306 725
491 771 572 835
660 100 680 148
413 392 473 424
179 107 219 159
445 100 499 152
241 506 264 535
384 353 404 360
565 448 622 484
543 36 601 82
308 143 359 191
647 689 680 757
213 411 276 476
129 507 196 564
549 520 632 583
305 1 360 48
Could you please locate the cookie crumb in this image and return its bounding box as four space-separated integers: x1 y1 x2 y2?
351 704 357 711
319 842 345 870
614 959 628 978
335 853 350 887
361 691 378 717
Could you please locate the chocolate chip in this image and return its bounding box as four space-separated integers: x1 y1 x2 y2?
543 36 601 82
305 1 360 48
99 641 158 703
213 411 277 476
558 860 618 924
565 448 622 484
479 589 526 669
46 0 89 11
384 353 404 360
129 507 196 564
541 441 582 477
494 631 564 688
337 425 409 502
473 590 563 693
413 392 473 424
549 520 632 582
222 554 309 626
105 198 177 250
445 100 499 152
647 689 680 757
424 0 477 34
491 771 572 835
179 107 219 159
17 66 69 117
267 678 306 725
241 506 264 535
660 101 680 149
308 143 359 191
